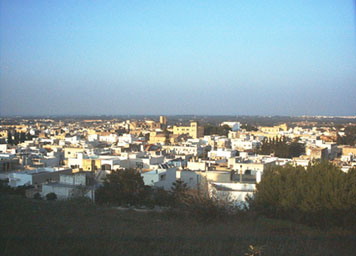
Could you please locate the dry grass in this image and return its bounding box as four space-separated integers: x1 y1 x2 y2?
0 195 355 256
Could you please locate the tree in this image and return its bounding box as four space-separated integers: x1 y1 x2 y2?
248 162 356 228
163 128 171 145
19 132 26 143
171 180 188 195
26 132 34 141
46 193 57 200
151 188 173 207
171 180 188 205
0 179 12 193
33 192 42 200
241 124 258 131
95 168 147 206
7 130 13 145
289 138 305 157
203 124 231 136
337 126 356 146
14 131 20 145
257 136 304 158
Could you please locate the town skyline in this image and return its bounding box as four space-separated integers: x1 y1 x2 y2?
1 114 356 254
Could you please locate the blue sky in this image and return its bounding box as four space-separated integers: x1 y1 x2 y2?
1 0 355 116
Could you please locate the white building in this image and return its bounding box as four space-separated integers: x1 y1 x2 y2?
178 170 201 189
187 161 207 171
41 172 95 200
163 145 204 157
142 167 201 191
142 167 177 190
118 155 164 170
228 158 276 175
8 168 72 187
231 139 259 151
221 122 241 131
65 136 81 145
67 152 84 169
99 133 118 144
208 149 237 160
88 134 99 142
0 144 8 153
118 134 136 144
210 182 256 207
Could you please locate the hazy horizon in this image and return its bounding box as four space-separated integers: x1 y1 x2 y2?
1 1 356 116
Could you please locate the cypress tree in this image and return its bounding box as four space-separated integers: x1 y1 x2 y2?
7 130 13 145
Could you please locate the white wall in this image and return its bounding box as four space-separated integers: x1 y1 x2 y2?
210 182 256 206
0 144 8 153
42 184 94 200
8 173 32 187
180 170 200 189
60 173 86 186
142 169 165 186
187 161 206 171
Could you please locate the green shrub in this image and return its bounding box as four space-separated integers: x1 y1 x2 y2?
248 161 356 228
46 192 57 201
95 168 147 206
0 181 33 197
151 188 173 207
0 179 12 193
33 192 42 200
180 190 231 222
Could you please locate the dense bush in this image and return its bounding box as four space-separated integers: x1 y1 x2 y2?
248 161 356 228
33 192 42 200
240 124 258 131
168 180 242 222
0 180 32 196
95 168 148 206
171 179 188 206
7 130 35 145
177 189 232 222
337 126 356 146
257 136 305 158
150 188 173 207
203 124 231 136
46 193 57 201
0 179 12 193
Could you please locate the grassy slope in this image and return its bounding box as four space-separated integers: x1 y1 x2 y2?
0 195 355 256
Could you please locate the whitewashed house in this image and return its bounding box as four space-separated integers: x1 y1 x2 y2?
8 168 72 187
41 172 95 200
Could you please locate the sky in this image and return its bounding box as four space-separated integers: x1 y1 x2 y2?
1 0 356 116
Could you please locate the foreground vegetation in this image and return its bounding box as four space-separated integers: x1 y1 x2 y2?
249 161 356 229
2 162 356 255
1 195 356 256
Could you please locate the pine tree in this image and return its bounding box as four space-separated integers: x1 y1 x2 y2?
14 131 20 145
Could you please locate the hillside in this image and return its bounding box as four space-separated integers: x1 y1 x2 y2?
1 195 355 256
